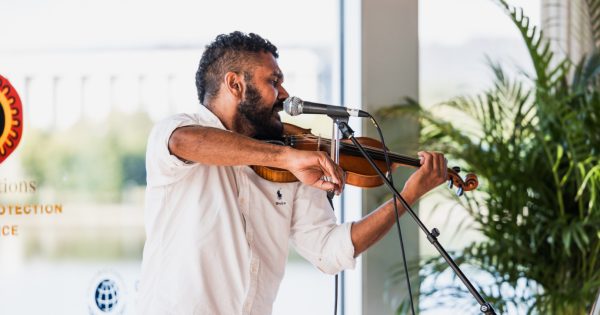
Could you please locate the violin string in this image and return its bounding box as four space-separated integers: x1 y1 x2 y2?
282 135 464 187
286 136 402 154
284 135 464 179
286 135 421 166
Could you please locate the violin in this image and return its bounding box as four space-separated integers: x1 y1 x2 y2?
251 123 478 195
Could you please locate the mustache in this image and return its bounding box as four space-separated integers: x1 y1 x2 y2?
272 99 284 111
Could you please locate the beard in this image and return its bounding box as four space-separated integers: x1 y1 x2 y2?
236 82 284 140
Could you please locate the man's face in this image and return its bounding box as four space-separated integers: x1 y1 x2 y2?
235 52 289 139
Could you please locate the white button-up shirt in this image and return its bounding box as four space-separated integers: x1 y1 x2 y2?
137 107 356 315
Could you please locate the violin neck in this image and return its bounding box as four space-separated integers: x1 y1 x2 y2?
283 134 421 168
339 143 421 168
368 148 421 168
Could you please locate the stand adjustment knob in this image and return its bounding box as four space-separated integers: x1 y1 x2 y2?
480 302 496 314
431 228 440 237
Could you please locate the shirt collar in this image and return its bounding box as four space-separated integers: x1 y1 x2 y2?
198 105 227 130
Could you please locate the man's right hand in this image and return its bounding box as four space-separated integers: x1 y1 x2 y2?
283 148 344 195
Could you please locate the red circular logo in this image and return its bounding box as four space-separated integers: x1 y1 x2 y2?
0 75 24 164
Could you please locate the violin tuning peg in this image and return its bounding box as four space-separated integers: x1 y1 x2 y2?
456 186 464 197
452 166 461 173
447 179 454 189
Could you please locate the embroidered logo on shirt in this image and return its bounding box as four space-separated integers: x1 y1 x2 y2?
275 189 286 206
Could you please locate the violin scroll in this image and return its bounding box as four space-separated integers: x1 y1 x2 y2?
447 167 478 196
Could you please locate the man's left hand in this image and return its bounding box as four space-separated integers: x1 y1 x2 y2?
400 151 448 203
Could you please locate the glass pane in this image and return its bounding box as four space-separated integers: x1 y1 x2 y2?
0 1 340 314
418 1 540 314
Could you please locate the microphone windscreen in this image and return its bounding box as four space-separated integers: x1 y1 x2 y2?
283 96 303 116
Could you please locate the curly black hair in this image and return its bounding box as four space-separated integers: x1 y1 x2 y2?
195 31 279 106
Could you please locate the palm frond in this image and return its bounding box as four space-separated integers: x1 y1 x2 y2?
494 0 571 91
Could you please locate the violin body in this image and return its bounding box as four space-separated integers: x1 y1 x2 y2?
251 123 478 194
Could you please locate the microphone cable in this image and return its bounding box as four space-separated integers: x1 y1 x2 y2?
366 113 416 315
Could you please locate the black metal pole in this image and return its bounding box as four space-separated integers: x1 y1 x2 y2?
336 121 496 315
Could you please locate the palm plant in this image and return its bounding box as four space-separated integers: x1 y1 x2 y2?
382 0 600 313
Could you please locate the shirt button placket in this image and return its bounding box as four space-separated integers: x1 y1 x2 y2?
251 259 259 273
240 173 257 315
247 229 254 245
243 257 259 315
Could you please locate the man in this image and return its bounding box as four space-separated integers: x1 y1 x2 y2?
137 31 447 315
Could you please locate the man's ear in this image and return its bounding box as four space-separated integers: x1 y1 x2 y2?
224 71 245 99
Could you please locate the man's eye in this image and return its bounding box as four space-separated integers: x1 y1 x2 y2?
271 80 279 86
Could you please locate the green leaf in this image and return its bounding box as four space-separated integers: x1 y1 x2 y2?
562 228 573 256
552 144 564 174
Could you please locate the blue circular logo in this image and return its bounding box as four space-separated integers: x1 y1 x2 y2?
95 279 119 312
88 270 127 315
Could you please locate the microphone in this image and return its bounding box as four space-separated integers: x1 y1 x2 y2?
283 96 369 118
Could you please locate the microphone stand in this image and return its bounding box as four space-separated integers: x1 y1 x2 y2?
327 115 348 315
328 116 348 198
335 121 496 315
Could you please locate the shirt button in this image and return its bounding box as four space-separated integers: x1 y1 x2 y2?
251 261 259 273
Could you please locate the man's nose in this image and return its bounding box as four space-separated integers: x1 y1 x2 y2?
278 85 289 100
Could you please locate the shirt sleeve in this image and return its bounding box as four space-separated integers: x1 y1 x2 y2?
289 184 356 275
145 113 200 187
